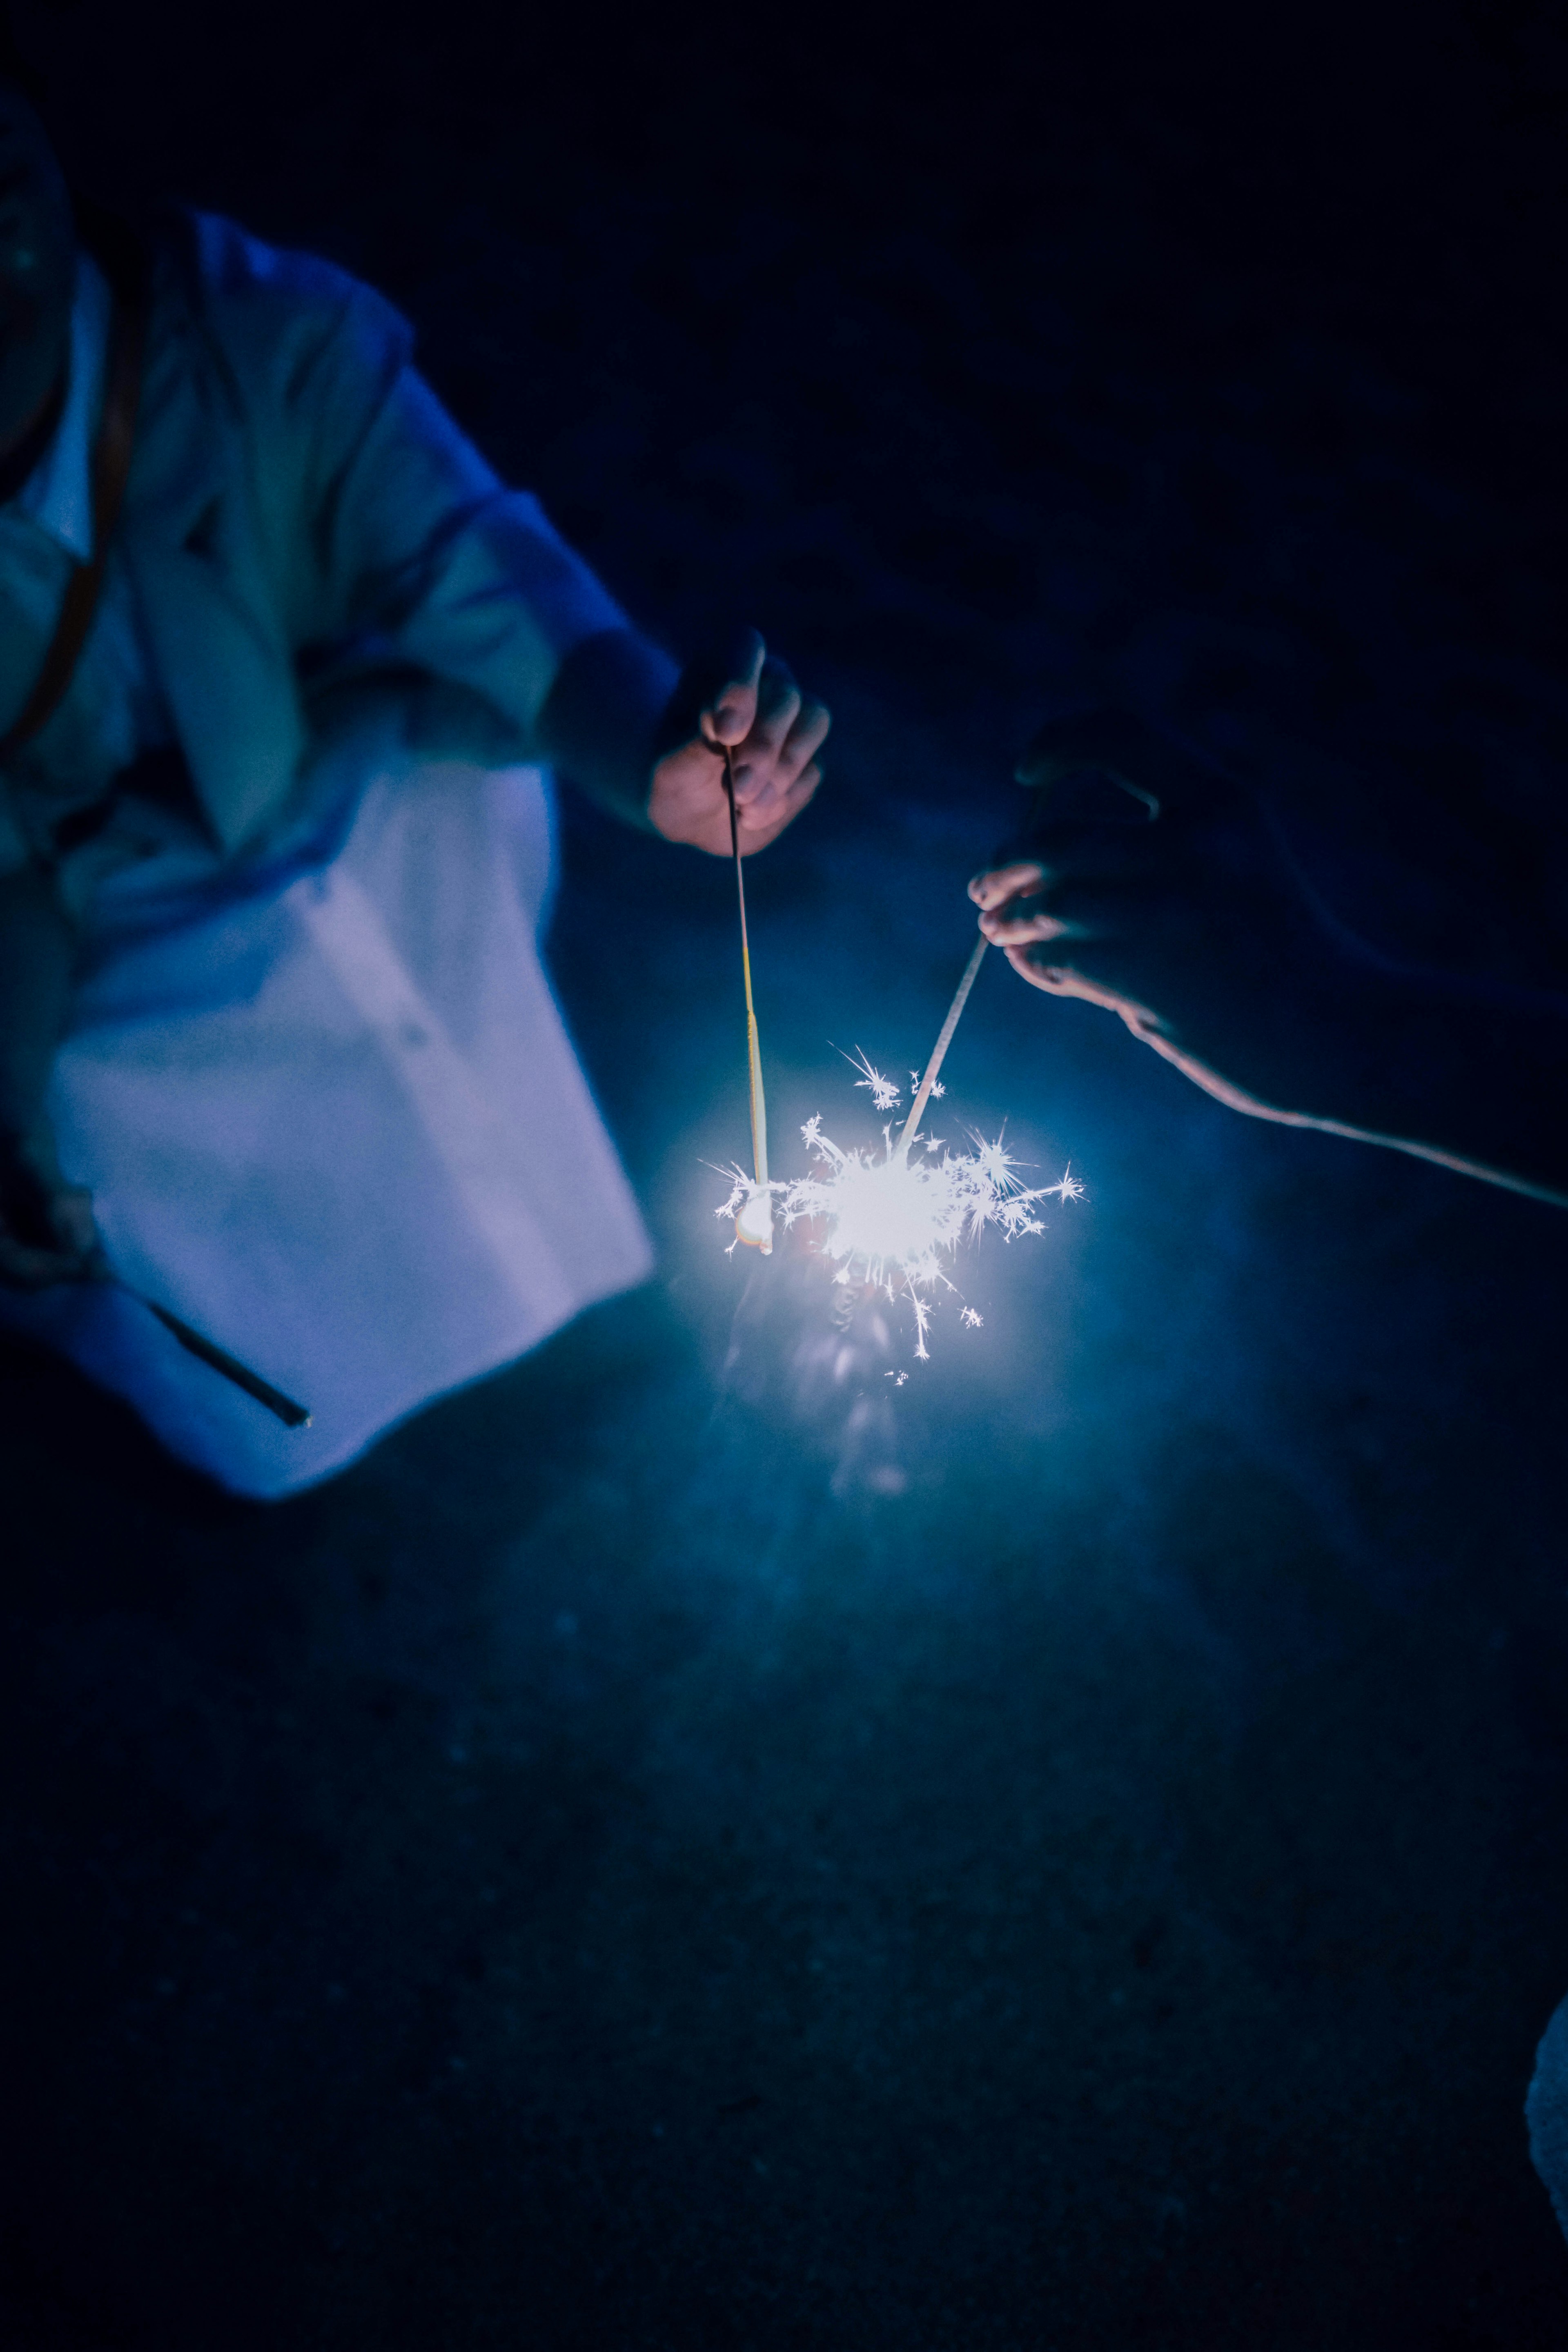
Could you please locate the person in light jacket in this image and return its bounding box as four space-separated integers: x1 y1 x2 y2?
0 73 826 1494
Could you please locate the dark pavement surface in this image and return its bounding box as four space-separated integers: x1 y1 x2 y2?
4 2 1568 2343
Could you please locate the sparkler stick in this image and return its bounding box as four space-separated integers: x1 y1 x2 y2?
898 931 989 1154
721 744 773 1251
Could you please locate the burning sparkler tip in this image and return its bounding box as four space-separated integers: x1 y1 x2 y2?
734 1186 776 1252
715 956 1080 1361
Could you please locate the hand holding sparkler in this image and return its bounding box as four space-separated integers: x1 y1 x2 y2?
715 724 774 1251
970 712 1338 1107
648 629 829 860
664 629 827 1254
970 711 1568 1207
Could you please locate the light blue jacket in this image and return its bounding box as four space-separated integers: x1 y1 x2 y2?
119 211 656 855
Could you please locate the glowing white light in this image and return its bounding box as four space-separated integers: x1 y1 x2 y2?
716 1074 1082 1359
734 1187 775 1250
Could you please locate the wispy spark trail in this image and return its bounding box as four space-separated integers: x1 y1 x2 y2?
844 1048 902 1113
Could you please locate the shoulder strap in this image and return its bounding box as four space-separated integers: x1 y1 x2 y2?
0 241 150 764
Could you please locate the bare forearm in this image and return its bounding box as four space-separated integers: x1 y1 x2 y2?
1206 969 1568 1209
1331 985 1568 1205
974 717 1568 1214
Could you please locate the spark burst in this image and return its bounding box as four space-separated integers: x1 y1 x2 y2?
717 1078 1082 1359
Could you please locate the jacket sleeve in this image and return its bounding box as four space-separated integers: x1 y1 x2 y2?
197 218 676 820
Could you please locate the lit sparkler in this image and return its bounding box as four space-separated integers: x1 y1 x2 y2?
716 932 1083 1358
713 733 775 1253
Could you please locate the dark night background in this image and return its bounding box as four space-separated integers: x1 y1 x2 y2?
4 0 1568 2343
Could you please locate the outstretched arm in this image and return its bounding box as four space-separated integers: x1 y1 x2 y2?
270 260 825 848
969 716 1568 1208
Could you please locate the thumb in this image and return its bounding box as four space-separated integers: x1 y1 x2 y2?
652 628 768 764
701 628 766 748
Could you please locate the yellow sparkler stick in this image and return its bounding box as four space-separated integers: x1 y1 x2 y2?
722 745 773 1250
898 931 990 1155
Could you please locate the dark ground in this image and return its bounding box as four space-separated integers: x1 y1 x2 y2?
5 1 1568 2343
